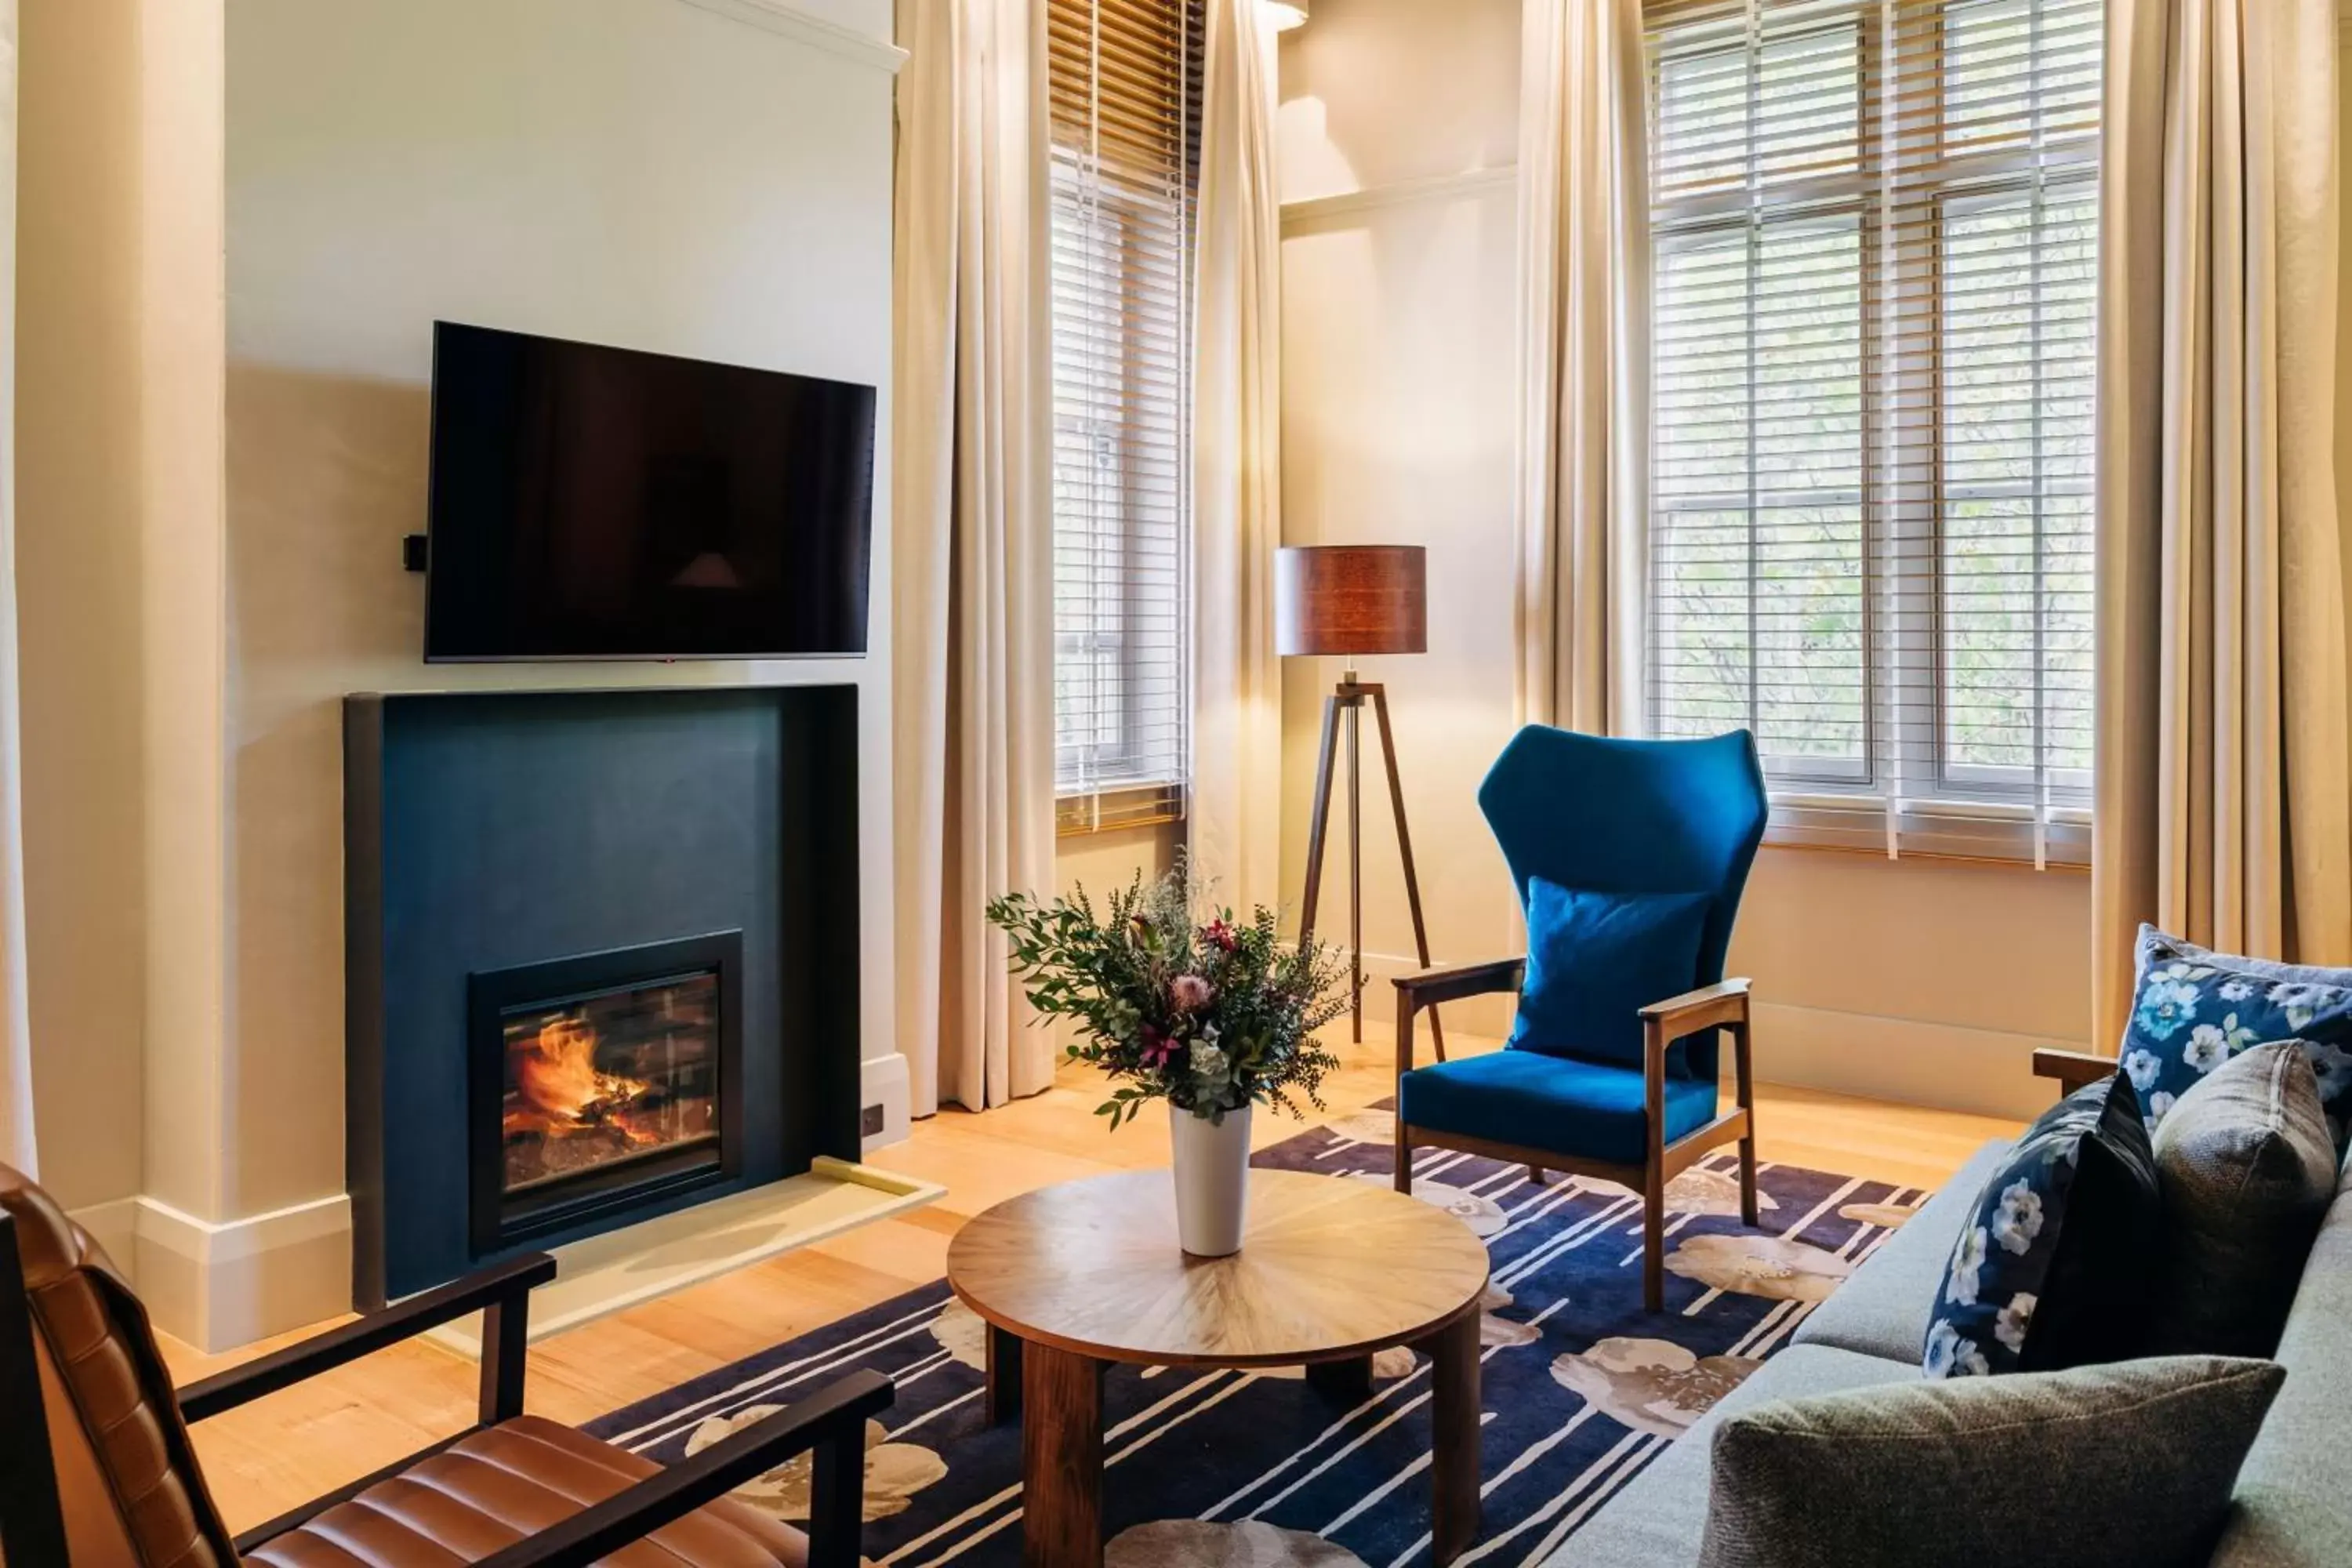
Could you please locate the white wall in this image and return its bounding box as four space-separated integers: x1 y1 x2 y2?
56 0 906 1348
1276 0 2091 1115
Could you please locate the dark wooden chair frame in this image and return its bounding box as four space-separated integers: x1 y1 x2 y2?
1392 962 1759 1313
0 1220 890 1568
2030 1047 2125 1097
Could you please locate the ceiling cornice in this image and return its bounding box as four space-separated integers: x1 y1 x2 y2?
670 0 907 74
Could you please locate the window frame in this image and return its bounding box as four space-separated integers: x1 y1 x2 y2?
1643 0 2098 868
1045 0 1203 833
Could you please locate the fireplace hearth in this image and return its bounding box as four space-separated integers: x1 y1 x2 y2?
469 933 744 1254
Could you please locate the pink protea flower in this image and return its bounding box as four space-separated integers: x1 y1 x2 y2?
1170 975 1214 1014
1200 918 1238 953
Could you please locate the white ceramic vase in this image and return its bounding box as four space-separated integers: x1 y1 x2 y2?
1168 1102 1253 1257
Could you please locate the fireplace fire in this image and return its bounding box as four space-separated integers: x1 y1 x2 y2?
468 932 744 1254
501 973 721 1194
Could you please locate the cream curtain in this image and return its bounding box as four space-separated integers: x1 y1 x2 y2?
2093 0 2352 1045
0 0 29 1176
1189 0 1284 913
892 0 1058 1115
1514 0 1650 735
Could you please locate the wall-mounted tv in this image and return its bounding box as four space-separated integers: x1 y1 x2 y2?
425 323 875 661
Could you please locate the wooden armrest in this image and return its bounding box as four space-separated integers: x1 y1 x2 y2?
472 1370 894 1568
178 1251 557 1423
1639 978 1751 1043
1392 956 1526 1011
2032 1048 2118 1096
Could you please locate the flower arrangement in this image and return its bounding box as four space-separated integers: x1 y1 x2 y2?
985 858 1348 1128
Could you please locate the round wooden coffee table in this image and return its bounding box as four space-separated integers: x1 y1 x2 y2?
946 1167 1492 1566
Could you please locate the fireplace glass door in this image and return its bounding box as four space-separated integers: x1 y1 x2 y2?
501 972 720 1192
469 932 742 1253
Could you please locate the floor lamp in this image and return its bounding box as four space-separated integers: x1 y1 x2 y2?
1276 546 1445 1059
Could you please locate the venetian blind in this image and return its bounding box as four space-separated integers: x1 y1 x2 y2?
1644 0 2100 866
1047 0 1204 824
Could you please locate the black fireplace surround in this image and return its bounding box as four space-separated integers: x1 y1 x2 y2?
344 686 863 1308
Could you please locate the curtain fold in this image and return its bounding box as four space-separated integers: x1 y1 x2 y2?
1514 0 1650 737
892 0 1058 1115
2094 0 2352 1047
1189 0 1284 914
0 0 30 1175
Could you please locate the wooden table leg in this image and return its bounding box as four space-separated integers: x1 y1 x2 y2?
985 1322 1024 1426
1305 1354 1374 1404
1022 1341 1104 1568
1428 1310 1482 1565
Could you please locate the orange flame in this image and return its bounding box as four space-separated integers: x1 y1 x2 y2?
508 1014 659 1143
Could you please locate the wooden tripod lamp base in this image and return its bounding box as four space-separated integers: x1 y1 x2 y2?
1277 546 1446 1061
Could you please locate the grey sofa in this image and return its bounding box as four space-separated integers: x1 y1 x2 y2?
1550 1056 2352 1566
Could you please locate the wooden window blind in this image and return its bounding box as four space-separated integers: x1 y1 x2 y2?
1047 0 1205 826
1644 0 2100 866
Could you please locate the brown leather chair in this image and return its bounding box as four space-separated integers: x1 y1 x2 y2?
0 1163 887 1566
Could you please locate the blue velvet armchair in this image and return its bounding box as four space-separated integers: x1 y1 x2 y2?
1392 726 1770 1312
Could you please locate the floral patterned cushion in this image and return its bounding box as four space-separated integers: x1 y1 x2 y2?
2120 925 2352 1147
1922 1072 2160 1378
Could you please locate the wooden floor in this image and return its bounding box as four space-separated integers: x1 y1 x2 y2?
158 1025 2020 1534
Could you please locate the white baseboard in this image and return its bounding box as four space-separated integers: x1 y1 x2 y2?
1749 1000 2076 1122
861 1051 911 1152
125 1192 354 1353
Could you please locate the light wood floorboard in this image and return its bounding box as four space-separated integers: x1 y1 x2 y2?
158 1026 2022 1534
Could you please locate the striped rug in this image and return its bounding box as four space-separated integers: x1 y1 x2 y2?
585 1106 1921 1567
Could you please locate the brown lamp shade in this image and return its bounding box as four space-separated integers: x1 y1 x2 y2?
1275 546 1428 657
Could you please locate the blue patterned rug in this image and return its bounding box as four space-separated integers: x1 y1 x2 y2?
585 1106 1924 1567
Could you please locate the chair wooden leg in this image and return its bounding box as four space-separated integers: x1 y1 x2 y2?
1738 1135 1761 1229
1642 1175 1665 1313
1527 1165 1545 1187
1394 1128 1414 1195
1733 1018 1760 1228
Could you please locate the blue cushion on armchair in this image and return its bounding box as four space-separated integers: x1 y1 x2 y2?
1398 1049 1720 1167
1511 879 1714 1068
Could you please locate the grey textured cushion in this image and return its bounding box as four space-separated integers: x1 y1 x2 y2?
1694 1356 2285 1568
2213 1163 2352 1567
1789 1138 2008 1362
1540 1345 1919 1568
2148 1042 2336 1356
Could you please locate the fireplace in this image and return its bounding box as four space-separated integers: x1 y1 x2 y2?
345 686 863 1308
469 933 746 1254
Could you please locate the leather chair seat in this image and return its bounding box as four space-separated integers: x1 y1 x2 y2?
243 1416 811 1567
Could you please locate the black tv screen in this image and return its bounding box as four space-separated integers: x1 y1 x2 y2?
425 323 875 660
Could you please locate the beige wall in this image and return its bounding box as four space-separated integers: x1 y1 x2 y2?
16 0 153 1218
1276 0 2092 1116
1277 0 1526 1037
13 0 902 1348
1057 826 1180 902
2341 26 2352 734
206 0 902 1341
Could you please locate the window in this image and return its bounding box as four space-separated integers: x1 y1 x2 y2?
1047 0 1205 829
1645 0 2100 866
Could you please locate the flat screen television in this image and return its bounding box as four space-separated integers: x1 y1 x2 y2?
425 323 875 661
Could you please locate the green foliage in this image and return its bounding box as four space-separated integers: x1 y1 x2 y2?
985 855 1348 1130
